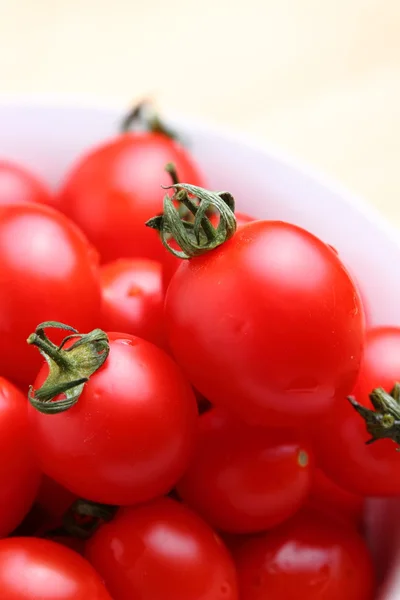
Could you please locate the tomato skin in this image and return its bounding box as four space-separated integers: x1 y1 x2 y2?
0 377 40 537
0 160 51 206
307 468 364 527
0 537 111 599
234 509 375 600
166 220 365 426
100 258 165 347
54 132 205 263
29 333 198 505
0 203 101 387
314 327 400 496
86 497 238 600
177 409 313 533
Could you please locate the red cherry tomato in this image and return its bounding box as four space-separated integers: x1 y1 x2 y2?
100 258 165 347
0 537 111 599
166 220 365 426
29 332 197 505
54 133 205 263
0 377 40 537
162 211 255 290
0 203 101 387
233 509 375 600
86 497 238 600
314 327 400 495
0 160 51 205
307 467 364 527
36 476 77 519
177 409 313 533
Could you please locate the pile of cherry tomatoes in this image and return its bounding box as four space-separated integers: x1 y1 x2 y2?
0 105 397 599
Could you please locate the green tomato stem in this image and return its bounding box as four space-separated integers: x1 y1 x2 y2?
27 321 109 415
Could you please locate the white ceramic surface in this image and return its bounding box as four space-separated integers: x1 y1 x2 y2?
0 97 398 598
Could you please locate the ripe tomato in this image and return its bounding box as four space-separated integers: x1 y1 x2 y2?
166 220 365 426
233 509 375 600
29 331 197 505
0 160 51 205
100 258 165 347
0 203 101 387
0 377 40 537
313 327 400 495
0 537 111 599
53 132 204 263
162 211 254 290
177 409 313 533
86 497 238 600
307 467 364 527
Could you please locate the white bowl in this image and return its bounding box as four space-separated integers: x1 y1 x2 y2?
0 97 398 598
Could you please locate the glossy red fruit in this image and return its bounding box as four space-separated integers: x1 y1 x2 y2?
0 377 40 537
86 497 239 600
177 409 313 533
313 327 400 496
54 133 205 263
234 509 375 600
166 220 365 427
29 332 198 506
0 160 51 205
0 203 101 387
100 258 165 347
0 537 112 599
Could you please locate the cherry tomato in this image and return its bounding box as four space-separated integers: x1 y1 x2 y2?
0 537 111 599
0 377 40 537
234 509 375 600
307 467 364 527
0 160 51 206
100 258 165 347
177 409 313 533
36 476 77 519
53 133 205 263
86 497 238 600
313 327 400 495
166 220 365 426
29 332 197 505
162 211 255 290
0 203 101 387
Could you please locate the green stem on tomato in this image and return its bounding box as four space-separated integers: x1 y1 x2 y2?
63 499 117 540
120 100 179 141
347 382 400 446
27 321 109 415
146 181 237 259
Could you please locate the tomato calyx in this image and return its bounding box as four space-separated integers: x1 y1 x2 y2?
348 383 400 446
63 498 117 540
27 321 109 414
120 100 179 141
146 183 237 258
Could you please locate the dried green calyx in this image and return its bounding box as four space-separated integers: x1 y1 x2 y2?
120 100 179 141
146 182 237 259
27 321 109 415
347 383 400 446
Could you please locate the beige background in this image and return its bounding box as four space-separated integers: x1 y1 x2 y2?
0 0 399 224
